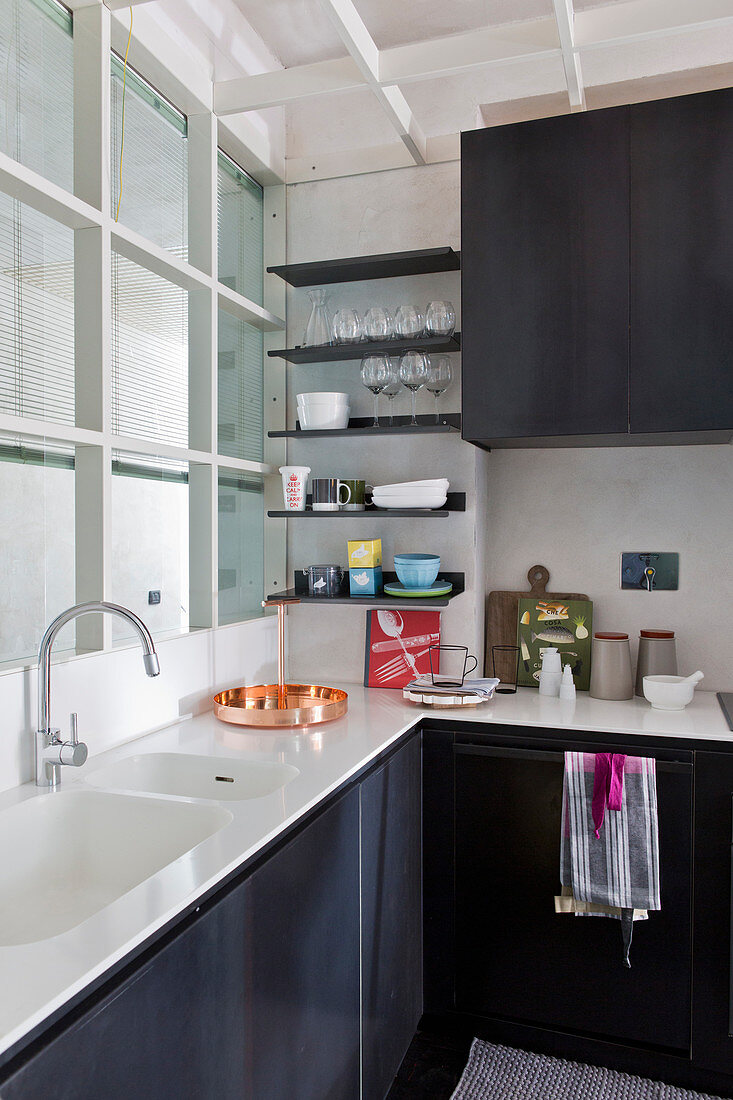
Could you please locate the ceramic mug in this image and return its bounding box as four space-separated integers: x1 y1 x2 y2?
339 479 371 511
279 465 310 511
311 478 352 512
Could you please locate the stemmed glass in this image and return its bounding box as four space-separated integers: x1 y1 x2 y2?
360 354 391 428
381 360 403 426
425 300 456 338
398 350 429 426
426 356 453 423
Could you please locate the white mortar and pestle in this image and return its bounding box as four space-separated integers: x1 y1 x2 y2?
642 671 704 711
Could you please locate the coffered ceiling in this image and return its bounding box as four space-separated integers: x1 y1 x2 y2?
137 0 733 182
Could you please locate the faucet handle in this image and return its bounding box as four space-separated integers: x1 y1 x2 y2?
69 712 79 746
57 712 87 768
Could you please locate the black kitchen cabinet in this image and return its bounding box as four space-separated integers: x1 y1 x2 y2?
361 734 423 1100
0 789 361 1100
243 788 361 1099
0 884 249 1100
461 108 631 447
461 89 733 447
630 89 733 435
451 737 692 1050
690 751 733 1078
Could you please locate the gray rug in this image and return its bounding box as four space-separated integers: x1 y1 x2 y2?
451 1041 731 1100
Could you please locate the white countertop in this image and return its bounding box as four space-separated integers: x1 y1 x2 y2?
0 685 729 1062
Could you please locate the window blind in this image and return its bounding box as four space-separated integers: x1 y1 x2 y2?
111 253 188 447
0 193 75 424
111 56 188 257
0 0 73 190
217 151 263 305
217 309 263 463
218 470 263 625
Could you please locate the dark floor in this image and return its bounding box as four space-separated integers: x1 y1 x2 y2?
386 1029 472 1099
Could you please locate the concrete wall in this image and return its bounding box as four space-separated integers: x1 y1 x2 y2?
284 162 485 684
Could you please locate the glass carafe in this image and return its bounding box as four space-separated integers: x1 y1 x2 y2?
303 289 333 347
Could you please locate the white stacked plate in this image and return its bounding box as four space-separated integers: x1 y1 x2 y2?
371 478 449 510
297 392 350 430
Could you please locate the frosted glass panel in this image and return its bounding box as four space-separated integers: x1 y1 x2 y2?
111 253 188 446
218 471 263 625
0 194 75 425
218 311 263 462
110 452 189 643
0 0 73 190
217 152 263 304
0 437 75 665
111 58 188 256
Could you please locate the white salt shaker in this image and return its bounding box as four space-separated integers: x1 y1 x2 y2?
559 663 577 701
539 647 562 697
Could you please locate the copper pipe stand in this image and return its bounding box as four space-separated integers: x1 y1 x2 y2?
213 599 348 729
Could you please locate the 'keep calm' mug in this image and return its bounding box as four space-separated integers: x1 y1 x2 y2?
280 466 310 511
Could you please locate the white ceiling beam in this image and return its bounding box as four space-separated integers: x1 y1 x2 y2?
105 0 159 10
318 0 427 164
575 0 733 49
379 19 560 85
215 57 364 115
553 0 586 110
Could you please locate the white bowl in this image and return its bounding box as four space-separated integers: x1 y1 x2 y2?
297 392 349 406
642 674 702 711
299 406 350 430
373 484 450 496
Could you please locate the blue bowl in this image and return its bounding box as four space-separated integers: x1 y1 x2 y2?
393 553 440 588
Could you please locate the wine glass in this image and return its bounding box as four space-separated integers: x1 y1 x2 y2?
364 306 395 341
332 308 363 344
360 354 391 428
426 356 453 423
381 360 403 426
425 300 456 338
394 304 424 339
398 350 429 426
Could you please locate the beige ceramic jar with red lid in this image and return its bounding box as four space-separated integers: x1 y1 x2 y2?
634 629 678 697
589 632 634 700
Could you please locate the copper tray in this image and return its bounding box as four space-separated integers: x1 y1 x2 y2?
214 683 348 728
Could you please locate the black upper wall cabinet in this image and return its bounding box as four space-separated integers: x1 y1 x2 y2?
461 88 733 448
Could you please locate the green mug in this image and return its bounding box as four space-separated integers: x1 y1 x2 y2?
340 479 370 511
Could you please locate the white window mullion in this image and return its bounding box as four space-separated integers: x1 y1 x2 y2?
263 183 286 599
73 2 112 652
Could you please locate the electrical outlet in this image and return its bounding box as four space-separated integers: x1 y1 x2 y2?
620 553 679 591
148 590 161 605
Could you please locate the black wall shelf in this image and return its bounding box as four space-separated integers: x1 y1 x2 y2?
267 571 465 608
267 247 461 287
268 493 465 519
268 413 461 439
268 333 460 364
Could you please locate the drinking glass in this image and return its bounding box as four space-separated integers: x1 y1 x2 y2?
332 308 363 344
381 360 403 426
426 355 453 422
394 304 424 339
364 306 395 341
398 350 429 426
425 300 456 338
360 354 391 428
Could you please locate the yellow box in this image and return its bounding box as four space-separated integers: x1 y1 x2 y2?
347 538 382 569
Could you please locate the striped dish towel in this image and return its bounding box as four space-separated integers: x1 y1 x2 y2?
555 752 661 967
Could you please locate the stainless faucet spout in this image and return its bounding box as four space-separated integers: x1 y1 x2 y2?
36 601 160 788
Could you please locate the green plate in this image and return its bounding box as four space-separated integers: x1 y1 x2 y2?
383 581 453 598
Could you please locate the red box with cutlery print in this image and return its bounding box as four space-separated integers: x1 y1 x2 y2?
363 609 441 689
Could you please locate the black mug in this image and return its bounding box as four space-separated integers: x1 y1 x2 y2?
311 478 352 512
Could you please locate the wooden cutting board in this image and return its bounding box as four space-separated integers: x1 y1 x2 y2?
484 565 589 676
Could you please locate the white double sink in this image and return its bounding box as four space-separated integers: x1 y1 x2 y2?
0 753 299 947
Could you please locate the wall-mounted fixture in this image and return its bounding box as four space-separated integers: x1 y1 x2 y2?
620 553 679 592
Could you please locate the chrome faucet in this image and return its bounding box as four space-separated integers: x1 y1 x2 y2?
36 601 160 788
